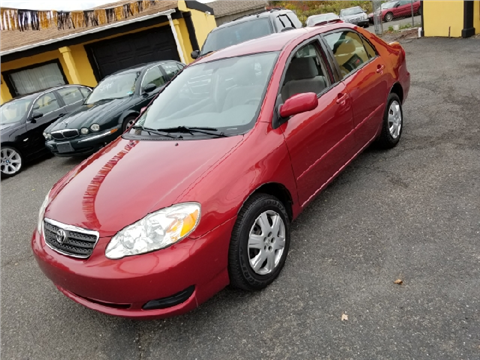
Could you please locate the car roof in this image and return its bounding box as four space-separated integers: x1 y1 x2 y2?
109 61 179 76
194 23 356 64
212 8 294 31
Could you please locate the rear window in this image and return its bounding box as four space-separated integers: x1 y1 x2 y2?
201 18 273 54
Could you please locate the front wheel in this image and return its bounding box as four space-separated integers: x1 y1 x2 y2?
1 146 23 177
122 115 137 132
385 12 394 22
376 93 403 149
228 193 290 291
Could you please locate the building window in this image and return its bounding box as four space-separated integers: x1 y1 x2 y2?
4 61 67 96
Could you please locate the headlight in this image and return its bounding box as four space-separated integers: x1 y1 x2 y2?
43 132 51 140
105 202 201 259
37 190 52 234
90 124 100 132
362 14 367 20
80 128 89 135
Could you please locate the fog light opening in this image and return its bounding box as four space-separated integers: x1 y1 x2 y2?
142 285 195 310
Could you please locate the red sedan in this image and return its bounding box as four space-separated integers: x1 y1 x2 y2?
32 23 410 319
368 0 421 23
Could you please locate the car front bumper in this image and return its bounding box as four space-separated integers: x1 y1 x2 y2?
46 126 122 157
31 217 235 319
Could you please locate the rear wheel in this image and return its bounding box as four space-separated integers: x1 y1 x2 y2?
228 193 290 291
417 7 422 16
385 12 394 22
376 93 403 149
1 146 23 177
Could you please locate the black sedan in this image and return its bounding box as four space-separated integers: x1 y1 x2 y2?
1 85 92 177
44 61 185 157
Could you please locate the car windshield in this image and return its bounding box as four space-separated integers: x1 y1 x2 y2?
307 13 339 26
382 1 398 9
0 97 34 125
340 7 364 16
85 72 140 104
132 52 279 136
201 18 273 54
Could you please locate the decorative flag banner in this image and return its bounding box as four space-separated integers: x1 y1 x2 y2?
0 0 160 31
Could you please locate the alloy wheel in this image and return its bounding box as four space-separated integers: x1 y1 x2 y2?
1 147 22 176
388 100 402 139
247 210 286 275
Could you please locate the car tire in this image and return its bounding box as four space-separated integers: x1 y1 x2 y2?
122 115 137 132
1 146 23 178
417 7 422 16
376 93 403 149
228 193 290 291
385 12 394 22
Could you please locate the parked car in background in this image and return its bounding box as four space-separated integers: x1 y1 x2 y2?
44 60 184 157
306 13 340 27
0 85 91 177
33 22 410 319
339 6 369 27
368 0 421 23
191 8 302 59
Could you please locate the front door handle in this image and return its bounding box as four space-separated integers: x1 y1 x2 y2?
376 64 385 73
58 113 66 118
336 93 348 105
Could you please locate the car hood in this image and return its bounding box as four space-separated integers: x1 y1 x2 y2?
48 97 134 131
45 135 243 236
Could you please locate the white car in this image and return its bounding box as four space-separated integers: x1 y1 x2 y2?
306 13 340 27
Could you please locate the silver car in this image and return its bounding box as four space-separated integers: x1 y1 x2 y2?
339 6 369 28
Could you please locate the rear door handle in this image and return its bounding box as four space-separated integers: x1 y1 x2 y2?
376 64 385 73
336 93 348 105
58 113 66 118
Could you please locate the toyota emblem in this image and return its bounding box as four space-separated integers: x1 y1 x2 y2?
56 229 67 244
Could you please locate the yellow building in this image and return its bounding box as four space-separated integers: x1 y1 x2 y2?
0 0 216 104
422 0 480 38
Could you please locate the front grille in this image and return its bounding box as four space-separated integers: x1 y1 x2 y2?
51 129 79 140
44 219 99 259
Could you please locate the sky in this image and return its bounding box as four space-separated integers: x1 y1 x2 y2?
2 0 213 11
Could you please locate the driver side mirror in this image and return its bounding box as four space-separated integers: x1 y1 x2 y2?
142 83 157 95
279 92 318 118
191 50 200 59
28 111 43 123
395 3 400 7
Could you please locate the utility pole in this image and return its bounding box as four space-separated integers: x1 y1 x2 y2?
411 0 415 27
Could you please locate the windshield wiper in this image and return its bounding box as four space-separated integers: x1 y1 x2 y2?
131 125 179 139
155 126 227 137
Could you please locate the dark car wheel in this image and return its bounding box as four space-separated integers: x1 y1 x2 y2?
417 7 422 16
228 193 290 291
385 12 394 22
376 93 403 149
122 115 137 132
1 146 23 178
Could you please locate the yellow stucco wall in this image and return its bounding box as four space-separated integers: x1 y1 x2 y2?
68 45 97 87
475 0 480 34
177 0 217 52
424 1 464 37
1 74 12 104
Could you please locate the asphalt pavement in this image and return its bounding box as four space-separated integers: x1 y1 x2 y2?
1 36 480 360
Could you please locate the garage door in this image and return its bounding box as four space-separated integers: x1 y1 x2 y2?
86 25 180 80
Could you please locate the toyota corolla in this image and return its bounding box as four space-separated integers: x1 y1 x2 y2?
32 23 409 319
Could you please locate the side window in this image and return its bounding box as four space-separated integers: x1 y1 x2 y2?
32 93 60 116
141 66 165 90
362 37 377 59
80 87 92 99
324 31 370 79
57 87 83 106
281 42 330 101
162 62 181 82
275 14 295 31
